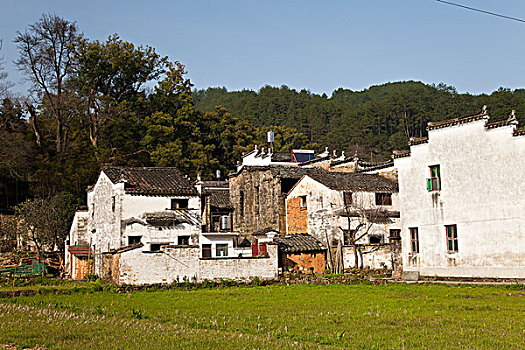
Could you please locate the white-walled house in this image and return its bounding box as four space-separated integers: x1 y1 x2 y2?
285 172 401 269
67 167 279 284
394 108 525 279
78 167 201 277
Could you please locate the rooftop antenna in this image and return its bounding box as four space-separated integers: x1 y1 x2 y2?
267 131 274 153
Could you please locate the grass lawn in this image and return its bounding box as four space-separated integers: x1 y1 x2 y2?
1 282 524 349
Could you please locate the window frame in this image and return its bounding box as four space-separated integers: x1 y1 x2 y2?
427 165 441 191
299 195 307 209
177 236 190 246
215 243 229 257
445 224 458 253
409 227 419 253
171 198 189 210
375 192 392 206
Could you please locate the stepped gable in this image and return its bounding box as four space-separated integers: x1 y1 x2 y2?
426 112 487 131
273 234 326 253
307 172 398 193
102 166 197 196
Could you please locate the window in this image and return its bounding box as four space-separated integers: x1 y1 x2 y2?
239 191 244 216
258 242 268 256
178 236 190 245
375 193 392 206
427 165 441 191
446 224 458 252
128 236 142 245
150 244 161 252
220 215 231 231
112 196 116 212
216 244 228 257
300 195 307 209
409 227 419 253
202 244 212 258
171 198 189 210
369 235 382 244
343 191 352 206
389 229 401 240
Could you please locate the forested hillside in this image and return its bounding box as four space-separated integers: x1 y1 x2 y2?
194 83 525 159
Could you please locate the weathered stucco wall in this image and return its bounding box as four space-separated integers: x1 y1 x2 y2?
395 119 525 278
200 244 278 280
287 177 400 247
107 244 278 285
342 245 395 270
117 246 201 284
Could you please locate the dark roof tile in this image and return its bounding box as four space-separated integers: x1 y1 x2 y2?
103 166 197 195
307 172 398 192
274 234 326 253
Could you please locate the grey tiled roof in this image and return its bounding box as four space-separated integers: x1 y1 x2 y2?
307 172 398 192
274 234 326 253
103 166 197 195
208 191 233 209
144 210 200 226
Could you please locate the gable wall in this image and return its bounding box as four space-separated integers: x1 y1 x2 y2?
396 120 525 278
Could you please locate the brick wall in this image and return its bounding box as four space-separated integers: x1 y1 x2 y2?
286 197 308 234
280 251 326 273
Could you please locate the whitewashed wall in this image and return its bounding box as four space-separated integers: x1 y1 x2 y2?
395 119 525 278
287 176 400 246
86 170 201 275
114 244 278 285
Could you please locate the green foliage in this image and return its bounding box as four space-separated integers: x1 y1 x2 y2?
194 82 525 161
131 307 143 319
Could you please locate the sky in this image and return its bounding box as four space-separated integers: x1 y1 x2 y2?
1 0 524 96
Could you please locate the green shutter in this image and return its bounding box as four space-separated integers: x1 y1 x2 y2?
426 178 432 191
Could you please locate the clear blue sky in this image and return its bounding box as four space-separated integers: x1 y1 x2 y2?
1 0 524 95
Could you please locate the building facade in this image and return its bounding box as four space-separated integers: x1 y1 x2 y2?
395 109 525 279
285 172 400 270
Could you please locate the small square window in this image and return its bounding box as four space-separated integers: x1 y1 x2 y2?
389 229 401 240
369 235 383 244
128 236 142 245
216 244 228 257
171 199 189 210
150 244 161 252
375 193 392 206
178 236 190 245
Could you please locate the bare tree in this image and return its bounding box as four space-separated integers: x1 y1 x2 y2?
341 194 393 270
0 39 13 98
14 14 80 153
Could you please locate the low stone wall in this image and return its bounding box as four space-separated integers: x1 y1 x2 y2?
104 244 279 285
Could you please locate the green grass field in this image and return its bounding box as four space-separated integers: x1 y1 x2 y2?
1 282 524 349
